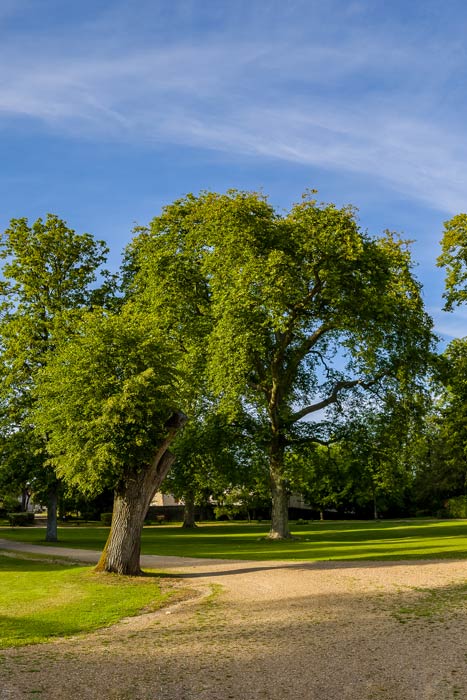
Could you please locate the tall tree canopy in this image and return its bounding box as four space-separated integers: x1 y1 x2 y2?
435 214 467 507
130 190 434 538
33 308 187 574
438 213 467 310
0 214 111 540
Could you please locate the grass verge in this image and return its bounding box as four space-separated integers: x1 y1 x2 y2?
2 519 467 562
0 551 178 648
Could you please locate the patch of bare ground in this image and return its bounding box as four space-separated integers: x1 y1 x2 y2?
2 548 467 700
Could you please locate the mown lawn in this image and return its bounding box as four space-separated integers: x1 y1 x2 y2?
0 552 175 648
2 519 467 561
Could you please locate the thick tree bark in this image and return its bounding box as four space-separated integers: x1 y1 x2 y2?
268 438 291 539
45 485 58 542
182 493 197 528
95 412 187 575
95 470 160 575
269 475 290 538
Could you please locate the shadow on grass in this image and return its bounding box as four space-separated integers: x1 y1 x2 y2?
0 613 86 645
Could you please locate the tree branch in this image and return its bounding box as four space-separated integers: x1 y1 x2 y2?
144 410 188 508
291 376 383 422
283 323 334 387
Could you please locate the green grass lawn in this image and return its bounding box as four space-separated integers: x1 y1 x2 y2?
0 552 176 648
2 519 467 561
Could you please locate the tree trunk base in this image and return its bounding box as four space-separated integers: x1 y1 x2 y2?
267 531 296 541
94 558 142 576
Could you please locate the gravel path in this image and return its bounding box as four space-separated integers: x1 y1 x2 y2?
1 540 467 699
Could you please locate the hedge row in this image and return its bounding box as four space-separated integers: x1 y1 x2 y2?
7 512 35 526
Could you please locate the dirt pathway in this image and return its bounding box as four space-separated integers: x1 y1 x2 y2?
1 540 467 699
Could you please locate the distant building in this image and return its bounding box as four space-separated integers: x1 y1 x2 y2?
151 493 182 507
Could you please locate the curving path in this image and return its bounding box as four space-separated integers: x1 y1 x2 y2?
1 539 467 699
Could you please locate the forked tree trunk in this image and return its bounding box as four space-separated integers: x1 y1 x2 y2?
182 494 197 528
96 470 162 575
95 412 187 575
45 485 58 542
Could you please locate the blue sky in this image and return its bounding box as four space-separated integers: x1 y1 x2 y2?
1 0 467 341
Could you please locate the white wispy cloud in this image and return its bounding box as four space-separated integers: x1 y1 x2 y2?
429 306 467 342
1 1 467 214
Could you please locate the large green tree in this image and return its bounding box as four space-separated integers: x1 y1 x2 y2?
0 214 111 540
438 213 467 309
340 395 425 519
287 443 354 519
166 410 266 527
33 309 187 574
130 190 433 538
434 213 467 507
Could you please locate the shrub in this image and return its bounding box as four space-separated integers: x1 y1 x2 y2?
100 512 113 526
8 512 35 526
444 497 467 519
80 511 99 521
436 508 450 519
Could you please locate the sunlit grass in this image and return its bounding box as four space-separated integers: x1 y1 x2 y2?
2 519 467 561
0 552 175 648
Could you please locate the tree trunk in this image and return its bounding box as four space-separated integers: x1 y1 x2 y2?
266 375 291 539
95 412 186 575
373 491 378 520
96 473 152 575
46 485 58 542
320 510 324 521
96 453 176 575
21 487 31 512
182 494 197 528
269 474 290 538
268 435 290 539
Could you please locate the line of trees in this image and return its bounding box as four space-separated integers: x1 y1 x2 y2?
0 191 465 575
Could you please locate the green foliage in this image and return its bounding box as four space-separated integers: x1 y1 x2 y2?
213 485 270 520
412 413 467 514
445 496 467 519
33 309 180 496
1 495 22 513
287 443 353 513
7 512 34 526
0 214 114 526
340 395 427 516
438 213 467 310
413 339 467 514
132 190 432 419
165 408 268 519
131 189 433 534
0 214 111 388
100 512 113 525
428 215 467 514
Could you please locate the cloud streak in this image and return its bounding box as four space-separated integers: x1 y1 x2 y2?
2 1 467 214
